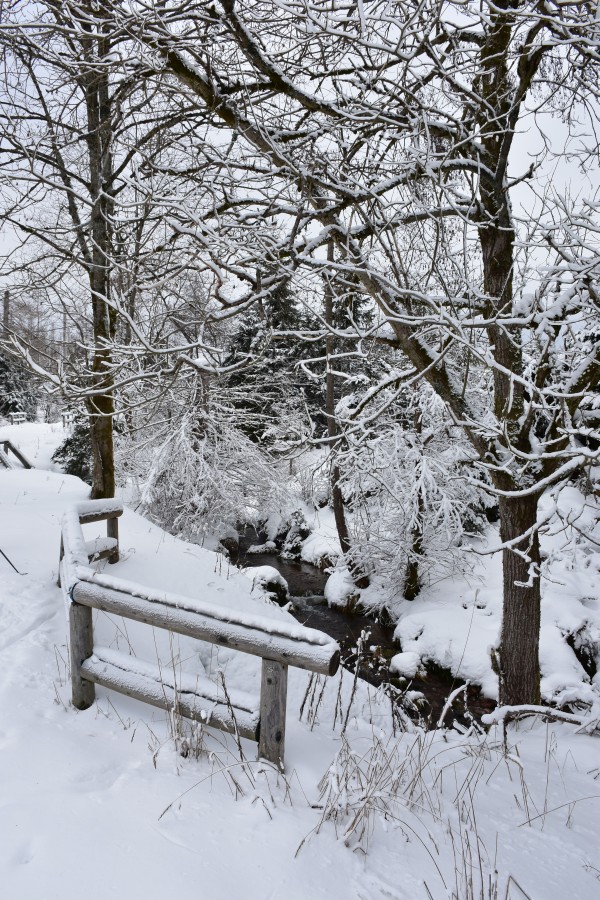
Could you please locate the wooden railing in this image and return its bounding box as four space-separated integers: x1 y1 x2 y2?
9 412 26 425
57 500 120 583
61 410 76 430
0 439 33 469
59 500 340 768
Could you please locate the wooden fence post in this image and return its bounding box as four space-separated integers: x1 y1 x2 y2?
69 602 95 709
258 658 288 768
107 516 119 564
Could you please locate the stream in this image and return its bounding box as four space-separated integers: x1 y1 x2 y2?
232 528 495 729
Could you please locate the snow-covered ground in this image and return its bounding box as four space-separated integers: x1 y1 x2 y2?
1 424 600 900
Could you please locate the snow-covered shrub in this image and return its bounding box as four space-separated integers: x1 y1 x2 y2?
278 509 312 558
337 387 488 601
139 412 294 542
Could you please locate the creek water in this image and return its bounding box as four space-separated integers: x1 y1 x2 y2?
233 528 495 728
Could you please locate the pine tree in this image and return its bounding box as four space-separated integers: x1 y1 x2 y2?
0 353 37 420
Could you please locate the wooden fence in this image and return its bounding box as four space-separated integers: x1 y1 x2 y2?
61 410 76 430
59 500 340 768
8 412 26 425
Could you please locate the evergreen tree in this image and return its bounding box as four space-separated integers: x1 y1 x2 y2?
51 418 93 484
0 353 37 420
223 282 326 442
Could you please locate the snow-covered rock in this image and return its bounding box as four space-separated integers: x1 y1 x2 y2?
390 651 422 678
324 569 357 610
242 565 289 605
246 541 277 554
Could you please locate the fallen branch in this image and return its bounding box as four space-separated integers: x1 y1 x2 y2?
482 704 600 735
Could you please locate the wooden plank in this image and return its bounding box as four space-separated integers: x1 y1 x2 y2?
72 580 340 676
69 603 95 710
0 448 12 469
78 508 124 525
258 659 288 768
74 568 339 667
81 656 259 741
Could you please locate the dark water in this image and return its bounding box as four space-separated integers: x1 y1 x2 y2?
233 528 495 728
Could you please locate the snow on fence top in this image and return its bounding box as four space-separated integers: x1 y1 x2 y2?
73 498 124 523
59 500 123 587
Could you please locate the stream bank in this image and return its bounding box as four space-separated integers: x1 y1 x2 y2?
231 528 495 729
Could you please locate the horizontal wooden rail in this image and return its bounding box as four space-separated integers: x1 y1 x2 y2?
82 648 259 741
60 500 340 767
58 501 122 586
72 576 339 677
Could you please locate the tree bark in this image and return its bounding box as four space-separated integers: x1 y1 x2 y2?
83 16 116 500
403 496 424 601
87 392 115 500
2 289 9 337
403 410 424 600
324 243 369 590
498 494 541 706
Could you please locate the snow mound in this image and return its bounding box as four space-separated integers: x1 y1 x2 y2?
324 569 356 609
390 651 422 678
241 565 289 604
246 541 277 553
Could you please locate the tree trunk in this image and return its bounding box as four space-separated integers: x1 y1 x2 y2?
84 21 116 500
498 494 541 707
324 243 369 590
87 391 115 500
2 289 9 337
403 495 424 601
403 410 424 600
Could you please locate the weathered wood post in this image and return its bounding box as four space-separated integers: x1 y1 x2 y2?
107 516 119 564
258 658 288 768
69 602 95 709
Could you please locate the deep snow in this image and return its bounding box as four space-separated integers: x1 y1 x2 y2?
1 423 600 900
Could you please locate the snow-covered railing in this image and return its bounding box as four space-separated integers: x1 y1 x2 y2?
8 412 26 425
0 439 33 469
57 499 121 586
60 500 340 768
